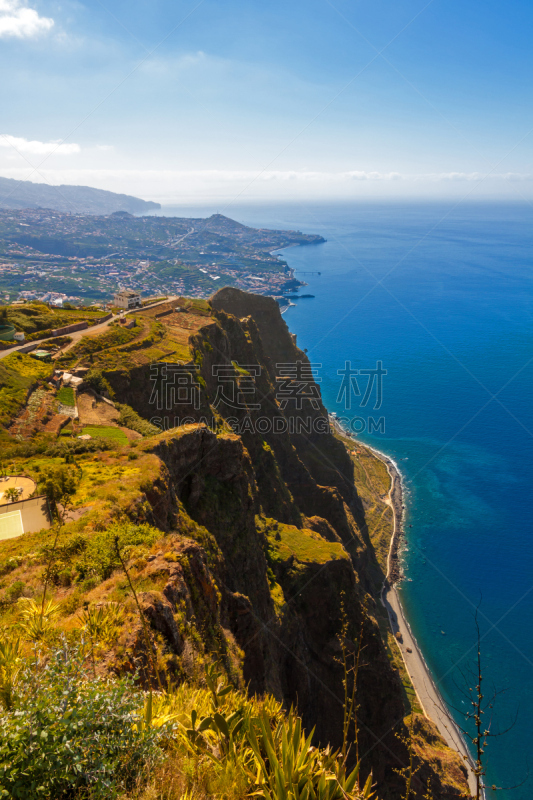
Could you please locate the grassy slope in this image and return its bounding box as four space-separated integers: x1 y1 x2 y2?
4 303 104 338
264 518 349 565
57 304 203 373
0 352 52 430
81 425 129 444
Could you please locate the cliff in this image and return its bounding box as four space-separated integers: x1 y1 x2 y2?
96 287 468 798
0 288 470 799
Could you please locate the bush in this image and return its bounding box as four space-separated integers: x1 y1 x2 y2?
0 642 162 799
116 403 159 437
0 438 114 461
38 464 81 518
4 581 25 603
75 521 161 582
84 368 114 398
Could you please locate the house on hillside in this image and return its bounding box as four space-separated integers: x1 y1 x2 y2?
113 290 142 310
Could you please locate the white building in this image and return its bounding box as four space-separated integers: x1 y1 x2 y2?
113 290 142 310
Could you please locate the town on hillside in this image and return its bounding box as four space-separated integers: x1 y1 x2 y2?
0 208 325 307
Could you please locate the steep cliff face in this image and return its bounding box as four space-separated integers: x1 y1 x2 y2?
102 288 468 799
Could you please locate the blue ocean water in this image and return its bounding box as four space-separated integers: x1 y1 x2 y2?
157 201 533 796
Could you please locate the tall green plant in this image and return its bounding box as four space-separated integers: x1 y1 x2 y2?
337 592 367 772
247 709 374 800
77 603 124 675
18 597 61 642
0 633 23 711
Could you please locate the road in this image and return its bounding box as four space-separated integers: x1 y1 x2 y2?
168 227 195 247
0 295 181 362
0 315 117 361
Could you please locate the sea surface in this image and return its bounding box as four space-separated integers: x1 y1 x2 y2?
154 201 533 797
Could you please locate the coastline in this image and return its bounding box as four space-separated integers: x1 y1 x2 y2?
364 442 477 796
329 416 476 795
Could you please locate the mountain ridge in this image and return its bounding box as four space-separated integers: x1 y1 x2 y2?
0 176 160 215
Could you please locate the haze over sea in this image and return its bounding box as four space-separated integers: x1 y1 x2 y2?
154 201 533 797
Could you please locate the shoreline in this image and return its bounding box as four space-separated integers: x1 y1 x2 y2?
364 442 477 796
329 418 476 795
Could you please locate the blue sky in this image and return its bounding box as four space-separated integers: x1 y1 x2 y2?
1 0 532 202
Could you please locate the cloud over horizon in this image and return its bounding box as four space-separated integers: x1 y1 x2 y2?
0 167 531 204
0 134 80 156
0 0 53 38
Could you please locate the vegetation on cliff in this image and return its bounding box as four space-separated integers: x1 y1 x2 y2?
0 289 470 799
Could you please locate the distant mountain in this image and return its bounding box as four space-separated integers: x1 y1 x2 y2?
0 177 160 215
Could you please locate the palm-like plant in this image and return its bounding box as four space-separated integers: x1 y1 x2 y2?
77 603 125 676
247 710 374 800
18 597 61 642
0 633 23 710
3 487 21 503
77 603 124 645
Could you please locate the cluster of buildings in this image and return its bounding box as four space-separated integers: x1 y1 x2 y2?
0 208 311 306
18 290 79 306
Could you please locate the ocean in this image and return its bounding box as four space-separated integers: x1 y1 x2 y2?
154 200 533 797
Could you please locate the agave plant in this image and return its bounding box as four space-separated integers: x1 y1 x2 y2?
77 603 124 645
0 632 23 710
176 663 255 767
246 710 374 800
136 690 181 733
18 597 61 642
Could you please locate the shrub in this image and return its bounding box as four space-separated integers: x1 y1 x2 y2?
75 521 161 582
38 464 81 519
116 403 159 437
0 438 114 462
4 581 25 603
17 597 61 642
2 487 20 504
0 642 162 799
84 367 114 398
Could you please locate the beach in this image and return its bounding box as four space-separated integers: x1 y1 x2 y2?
366 444 477 796
329 414 475 793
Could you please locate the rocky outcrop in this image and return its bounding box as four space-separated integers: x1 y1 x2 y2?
107 288 469 799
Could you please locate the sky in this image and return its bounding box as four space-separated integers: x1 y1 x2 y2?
1 0 532 204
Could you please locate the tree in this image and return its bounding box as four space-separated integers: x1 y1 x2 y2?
84 367 113 398
37 464 82 642
3 488 20 504
39 464 81 523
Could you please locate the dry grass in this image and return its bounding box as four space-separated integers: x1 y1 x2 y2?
335 434 393 572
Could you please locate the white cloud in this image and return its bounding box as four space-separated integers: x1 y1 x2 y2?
0 134 80 155
0 0 53 38
1 168 532 203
